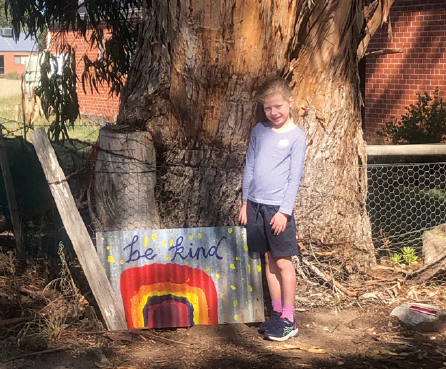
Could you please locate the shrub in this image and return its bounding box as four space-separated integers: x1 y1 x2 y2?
3 72 21 80
377 89 446 144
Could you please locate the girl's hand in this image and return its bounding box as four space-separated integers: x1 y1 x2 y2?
270 212 288 235
238 202 248 225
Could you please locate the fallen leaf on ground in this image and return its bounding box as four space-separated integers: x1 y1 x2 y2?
314 252 333 256
364 349 410 360
268 344 326 354
360 292 379 299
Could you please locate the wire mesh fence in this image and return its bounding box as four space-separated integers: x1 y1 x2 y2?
368 161 446 254
0 116 100 255
1 118 446 293
367 159 446 288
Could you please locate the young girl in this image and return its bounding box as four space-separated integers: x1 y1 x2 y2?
239 77 306 341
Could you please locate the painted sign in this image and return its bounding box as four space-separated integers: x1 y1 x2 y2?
96 226 264 329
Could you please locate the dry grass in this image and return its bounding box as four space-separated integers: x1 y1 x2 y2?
0 94 100 142
0 250 16 275
1 242 101 352
24 243 92 344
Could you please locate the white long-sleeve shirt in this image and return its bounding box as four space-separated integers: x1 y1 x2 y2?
242 122 307 215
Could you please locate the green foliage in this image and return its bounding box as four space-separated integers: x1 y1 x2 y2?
2 72 20 80
401 246 418 265
377 89 446 144
35 50 79 143
390 253 404 267
5 0 141 141
5 0 141 96
390 247 418 268
36 28 48 52
0 0 11 27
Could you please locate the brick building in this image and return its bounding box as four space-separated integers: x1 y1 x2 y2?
0 29 36 76
49 2 445 133
46 5 144 123
47 29 120 123
364 0 446 144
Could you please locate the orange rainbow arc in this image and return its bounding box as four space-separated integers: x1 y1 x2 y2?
120 263 219 328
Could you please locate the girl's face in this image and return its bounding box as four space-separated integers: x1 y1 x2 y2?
262 93 293 128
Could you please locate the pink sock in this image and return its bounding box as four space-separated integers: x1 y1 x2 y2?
281 305 295 322
272 300 282 313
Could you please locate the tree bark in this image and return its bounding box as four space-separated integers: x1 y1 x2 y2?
289 0 377 269
113 0 389 270
95 129 160 231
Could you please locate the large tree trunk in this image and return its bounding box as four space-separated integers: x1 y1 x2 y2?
114 0 386 270
95 130 160 231
290 1 376 269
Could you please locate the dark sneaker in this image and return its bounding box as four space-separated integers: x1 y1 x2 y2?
263 317 299 341
258 310 281 334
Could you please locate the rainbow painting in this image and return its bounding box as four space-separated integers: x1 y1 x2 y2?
96 227 264 329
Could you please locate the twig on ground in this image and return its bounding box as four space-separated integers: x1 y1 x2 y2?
19 286 45 300
301 257 357 297
39 295 64 313
295 257 309 281
9 347 66 361
0 317 33 326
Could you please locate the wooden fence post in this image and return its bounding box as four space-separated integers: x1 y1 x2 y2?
0 130 24 255
30 128 127 331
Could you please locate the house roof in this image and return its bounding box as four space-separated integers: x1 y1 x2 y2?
77 3 142 20
0 31 37 53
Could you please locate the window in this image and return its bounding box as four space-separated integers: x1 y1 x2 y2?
14 55 28 65
0 56 4 74
0 28 13 37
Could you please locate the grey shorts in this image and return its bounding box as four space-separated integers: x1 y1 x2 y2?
246 200 300 257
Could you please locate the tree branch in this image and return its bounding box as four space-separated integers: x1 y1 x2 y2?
358 0 395 59
300 257 357 298
365 48 403 56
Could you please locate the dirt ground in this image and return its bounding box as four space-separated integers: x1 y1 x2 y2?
2 238 446 369
2 306 446 369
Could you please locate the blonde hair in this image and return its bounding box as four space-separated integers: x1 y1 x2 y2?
256 77 293 103
256 77 296 121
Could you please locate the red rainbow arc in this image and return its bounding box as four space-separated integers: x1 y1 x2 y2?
120 263 219 328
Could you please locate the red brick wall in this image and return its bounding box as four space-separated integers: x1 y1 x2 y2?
364 0 446 144
0 52 34 75
49 29 121 122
